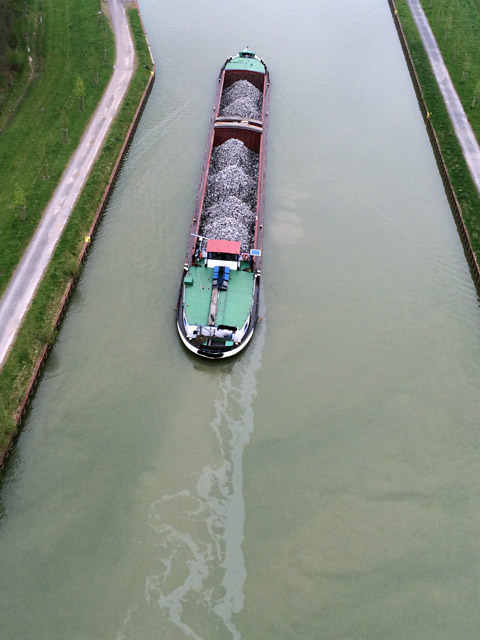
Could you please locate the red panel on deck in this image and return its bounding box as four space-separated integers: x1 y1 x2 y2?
207 239 241 254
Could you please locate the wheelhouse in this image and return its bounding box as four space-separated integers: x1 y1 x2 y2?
206 239 241 270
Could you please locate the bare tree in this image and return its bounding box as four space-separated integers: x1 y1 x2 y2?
74 75 86 111
444 14 452 40
60 107 69 144
14 186 26 222
88 48 99 87
40 144 50 179
453 37 460 61
472 80 480 108
462 54 472 83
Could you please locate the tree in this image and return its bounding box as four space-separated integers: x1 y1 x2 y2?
89 48 99 87
60 106 69 144
40 144 49 179
444 14 452 40
462 54 472 84
14 185 26 222
74 75 86 111
472 80 480 108
102 23 108 63
453 37 461 61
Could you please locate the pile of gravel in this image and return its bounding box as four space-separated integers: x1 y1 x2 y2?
199 136 259 253
198 80 263 254
210 138 259 174
219 79 263 121
201 197 256 253
204 165 257 210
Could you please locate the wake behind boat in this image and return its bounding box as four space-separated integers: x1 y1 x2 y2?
176 49 270 359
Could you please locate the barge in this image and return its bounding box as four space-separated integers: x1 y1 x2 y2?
176 49 270 359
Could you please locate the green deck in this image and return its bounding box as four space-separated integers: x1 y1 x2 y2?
184 266 255 329
225 56 265 74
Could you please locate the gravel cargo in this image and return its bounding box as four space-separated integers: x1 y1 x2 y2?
219 79 263 121
198 80 262 253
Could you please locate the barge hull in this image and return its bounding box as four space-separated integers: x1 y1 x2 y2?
176 50 269 359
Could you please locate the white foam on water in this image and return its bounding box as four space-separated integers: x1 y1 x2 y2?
116 306 265 639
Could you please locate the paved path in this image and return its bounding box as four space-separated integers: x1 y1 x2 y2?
0 0 135 368
406 0 480 193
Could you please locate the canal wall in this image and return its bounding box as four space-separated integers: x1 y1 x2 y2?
0 5 155 469
388 0 480 288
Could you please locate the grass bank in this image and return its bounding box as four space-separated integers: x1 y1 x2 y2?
0 0 114 296
0 0 39 130
0 7 153 461
394 0 480 254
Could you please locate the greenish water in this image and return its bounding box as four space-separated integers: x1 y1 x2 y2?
2 0 480 638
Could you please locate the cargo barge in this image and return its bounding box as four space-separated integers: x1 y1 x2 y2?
176 49 270 359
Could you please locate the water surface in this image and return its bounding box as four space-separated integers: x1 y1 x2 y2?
1 0 480 638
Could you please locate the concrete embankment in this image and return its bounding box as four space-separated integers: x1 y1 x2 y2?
387 0 480 287
0 6 155 469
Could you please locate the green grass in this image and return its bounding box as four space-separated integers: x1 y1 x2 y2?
395 0 480 254
421 0 480 126
0 7 153 457
0 0 114 296
0 0 39 131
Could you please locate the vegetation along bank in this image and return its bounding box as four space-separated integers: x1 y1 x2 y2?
391 0 480 267
0 2 154 466
0 0 115 297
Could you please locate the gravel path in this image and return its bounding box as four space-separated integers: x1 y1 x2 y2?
0 0 135 368
406 0 480 192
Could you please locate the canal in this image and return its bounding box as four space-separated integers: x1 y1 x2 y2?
2 0 480 637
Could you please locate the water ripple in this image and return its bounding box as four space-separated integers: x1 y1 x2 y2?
116 303 265 639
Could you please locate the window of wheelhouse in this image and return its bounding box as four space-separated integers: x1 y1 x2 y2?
208 251 236 261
